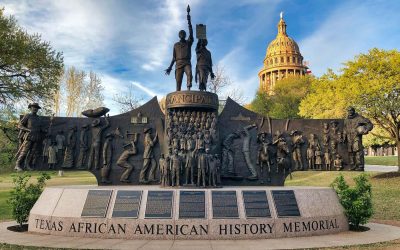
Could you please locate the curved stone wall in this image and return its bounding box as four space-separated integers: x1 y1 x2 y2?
28 186 348 240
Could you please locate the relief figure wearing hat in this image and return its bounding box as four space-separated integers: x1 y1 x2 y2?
15 103 45 171
87 115 110 170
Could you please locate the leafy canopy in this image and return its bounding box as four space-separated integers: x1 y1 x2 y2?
0 8 64 105
250 75 312 119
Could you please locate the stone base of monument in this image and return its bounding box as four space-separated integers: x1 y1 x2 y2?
28 186 348 240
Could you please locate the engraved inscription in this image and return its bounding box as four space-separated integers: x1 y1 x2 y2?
112 191 142 218
242 190 271 218
81 190 112 217
212 191 239 219
165 91 219 109
179 191 205 219
272 190 301 217
145 191 174 219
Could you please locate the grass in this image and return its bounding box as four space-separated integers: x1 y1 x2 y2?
0 171 96 221
286 171 400 221
364 156 398 166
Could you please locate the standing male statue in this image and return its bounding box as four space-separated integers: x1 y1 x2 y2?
195 38 215 91
165 5 194 91
88 115 110 170
76 124 89 169
139 127 158 183
343 107 373 171
15 103 45 171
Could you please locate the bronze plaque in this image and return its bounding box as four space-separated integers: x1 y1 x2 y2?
242 190 271 218
179 191 205 219
212 191 239 218
272 190 301 217
81 190 112 217
145 191 174 218
111 190 142 218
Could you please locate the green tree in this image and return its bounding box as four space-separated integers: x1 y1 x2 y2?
0 8 64 106
331 174 373 230
8 172 51 227
249 75 311 119
299 70 347 118
300 49 400 167
0 105 19 172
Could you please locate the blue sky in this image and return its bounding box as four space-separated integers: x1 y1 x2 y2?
2 0 400 114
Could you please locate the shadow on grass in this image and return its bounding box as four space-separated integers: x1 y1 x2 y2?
372 172 400 179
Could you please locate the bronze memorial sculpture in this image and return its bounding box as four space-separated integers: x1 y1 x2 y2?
15 7 372 186
25 6 373 241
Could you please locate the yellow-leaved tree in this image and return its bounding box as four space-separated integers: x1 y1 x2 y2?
300 48 400 167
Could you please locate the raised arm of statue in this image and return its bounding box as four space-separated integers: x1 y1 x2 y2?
187 13 193 45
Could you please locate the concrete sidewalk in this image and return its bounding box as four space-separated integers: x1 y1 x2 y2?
365 165 399 172
0 221 400 250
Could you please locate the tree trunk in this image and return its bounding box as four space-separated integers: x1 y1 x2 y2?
397 140 400 171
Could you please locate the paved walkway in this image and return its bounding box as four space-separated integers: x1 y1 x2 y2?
365 165 399 172
1 221 400 250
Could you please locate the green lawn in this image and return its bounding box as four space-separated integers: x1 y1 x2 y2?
0 171 96 221
286 171 400 221
365 156 399 166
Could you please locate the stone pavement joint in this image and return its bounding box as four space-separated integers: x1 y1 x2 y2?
364 165 399 172
1 221 400 250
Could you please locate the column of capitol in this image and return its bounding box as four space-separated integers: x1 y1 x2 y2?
258 12 309 94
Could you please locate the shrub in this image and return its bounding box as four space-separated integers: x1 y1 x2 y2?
331 174 373 230
8 172 51 227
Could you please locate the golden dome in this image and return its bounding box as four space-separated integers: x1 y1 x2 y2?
264 17 302 62
258 13 308 94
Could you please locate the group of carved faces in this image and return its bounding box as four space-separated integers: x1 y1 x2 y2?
166 109 218 152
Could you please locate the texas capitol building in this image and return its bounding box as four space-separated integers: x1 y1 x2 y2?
258 13 308 94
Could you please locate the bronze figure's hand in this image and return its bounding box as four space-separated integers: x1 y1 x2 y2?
210 72 215 79
165 68 172 75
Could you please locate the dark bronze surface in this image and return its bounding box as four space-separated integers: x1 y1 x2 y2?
145 191 173 218
242 190 271 218
111 190 142 218
179 190 206 219
271 190 300 217
211 190 239 219
81 190 113 217
15 95 370 187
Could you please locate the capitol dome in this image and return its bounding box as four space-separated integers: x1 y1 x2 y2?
258 13 308 94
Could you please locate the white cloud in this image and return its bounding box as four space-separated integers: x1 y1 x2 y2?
299 1 400 76
131 81 162 98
